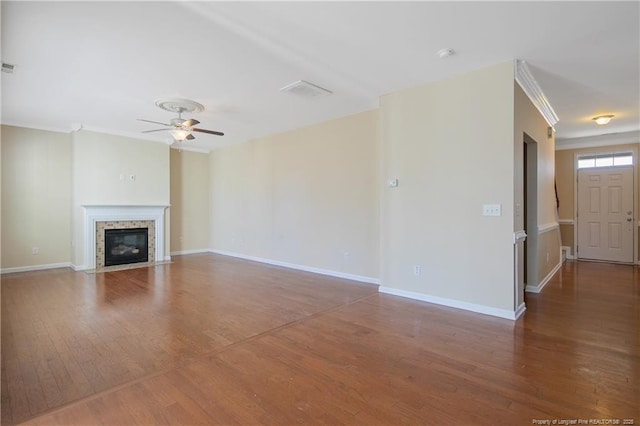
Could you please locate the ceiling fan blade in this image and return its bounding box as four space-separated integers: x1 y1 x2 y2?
141 128 170 133
186 134 195 140
192 128 224 136
137 119 171 126
182 118 200 127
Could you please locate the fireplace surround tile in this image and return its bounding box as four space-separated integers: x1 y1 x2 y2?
81 205 168 271
96 220 155 269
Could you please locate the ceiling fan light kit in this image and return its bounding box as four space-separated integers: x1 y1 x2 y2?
139 98 224 143
170 128 191 142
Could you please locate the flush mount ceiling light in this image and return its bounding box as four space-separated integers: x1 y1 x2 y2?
593 115 614 125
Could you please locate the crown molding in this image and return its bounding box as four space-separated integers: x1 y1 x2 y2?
515 59 559 128
78 126 214 152
170 145 210 154
1 120 71 134
79 125 171 144
555 130 640 151
2 122 215 153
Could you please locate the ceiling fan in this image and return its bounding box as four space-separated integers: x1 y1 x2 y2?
138 98 224 143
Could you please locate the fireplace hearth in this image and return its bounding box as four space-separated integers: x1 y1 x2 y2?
104 228 149 266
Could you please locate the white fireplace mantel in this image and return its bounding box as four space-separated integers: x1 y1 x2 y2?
82 205 169 270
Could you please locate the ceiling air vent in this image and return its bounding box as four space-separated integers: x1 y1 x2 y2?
1 63 15 74
280 80 332 99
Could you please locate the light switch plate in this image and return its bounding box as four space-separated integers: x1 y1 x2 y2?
483 204 502 216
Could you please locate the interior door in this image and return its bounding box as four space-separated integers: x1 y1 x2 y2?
577 166 634 262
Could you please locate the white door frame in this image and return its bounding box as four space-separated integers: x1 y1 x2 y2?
573 147 637 264
524 135 538 290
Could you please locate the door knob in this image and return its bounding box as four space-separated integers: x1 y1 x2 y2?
627 218 633 222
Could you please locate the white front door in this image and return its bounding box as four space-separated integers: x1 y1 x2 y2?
577 166 634 262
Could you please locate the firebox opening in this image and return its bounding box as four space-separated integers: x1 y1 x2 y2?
104 228 149 266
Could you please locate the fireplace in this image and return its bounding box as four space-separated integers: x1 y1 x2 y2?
95 219 155 269
104 228 149 266
82 205 168 271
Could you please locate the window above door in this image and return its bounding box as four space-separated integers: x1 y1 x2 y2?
577 152 633 169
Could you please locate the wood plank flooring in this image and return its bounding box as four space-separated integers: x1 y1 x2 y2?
1 255 638 425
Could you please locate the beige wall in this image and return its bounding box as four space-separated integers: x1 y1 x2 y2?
537 228 561 277
559 224 574 252
555 142 640 260
1 125 72 269
71 130 170 268
170 149 210 253
513 83 561 294
379 62 516 313
210 110 379 280
2 61 563 317
555 149 576 222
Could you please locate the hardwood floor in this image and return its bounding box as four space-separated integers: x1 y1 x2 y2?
1 255 638 425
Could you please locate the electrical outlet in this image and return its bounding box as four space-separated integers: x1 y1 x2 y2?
414 265 421 276
343 252 350 262
32 247 39 255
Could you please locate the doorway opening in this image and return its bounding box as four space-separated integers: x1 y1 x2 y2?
576 151 635 263
524 134 538 291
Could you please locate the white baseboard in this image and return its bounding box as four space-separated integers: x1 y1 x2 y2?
72 255 172 272
561 246 575 260
526 258 562 293
514 302 526 320
0 262 72 275
170 249 209 256
209 249 380 285
378 286 523 321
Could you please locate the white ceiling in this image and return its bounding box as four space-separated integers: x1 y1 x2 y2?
2 1 639 152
